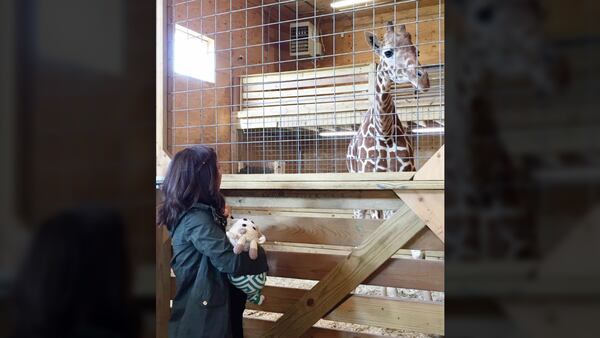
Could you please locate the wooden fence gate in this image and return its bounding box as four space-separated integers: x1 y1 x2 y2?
157 147 445 337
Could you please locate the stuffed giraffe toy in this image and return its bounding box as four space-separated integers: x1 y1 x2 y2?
347 21 429 220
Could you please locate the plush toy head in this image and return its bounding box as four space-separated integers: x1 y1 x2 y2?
226 218 266 249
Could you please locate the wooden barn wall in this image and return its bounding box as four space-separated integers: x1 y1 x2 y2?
278 1 444 71
167 0 285 173
167 1 444 173
235 1 444 174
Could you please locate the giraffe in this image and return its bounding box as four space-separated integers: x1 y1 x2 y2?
346 21 431 299
347 21 430 220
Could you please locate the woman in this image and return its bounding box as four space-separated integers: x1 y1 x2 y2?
157 145 268 338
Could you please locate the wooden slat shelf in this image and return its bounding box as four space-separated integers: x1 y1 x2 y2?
236 62 444 130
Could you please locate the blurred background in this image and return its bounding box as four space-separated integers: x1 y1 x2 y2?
1 0 156 337
445 1 600 337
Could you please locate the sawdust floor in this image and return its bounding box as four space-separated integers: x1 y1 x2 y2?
244 277 444 337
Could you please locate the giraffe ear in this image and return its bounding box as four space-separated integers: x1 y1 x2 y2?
386 21 394 32
398 24 406 32
365 32 381 55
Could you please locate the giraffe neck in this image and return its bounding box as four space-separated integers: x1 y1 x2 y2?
372 63 399 136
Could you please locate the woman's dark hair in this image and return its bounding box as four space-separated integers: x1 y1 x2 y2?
157 145 226 230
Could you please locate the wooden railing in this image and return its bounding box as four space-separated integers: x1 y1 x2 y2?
157 146 445 337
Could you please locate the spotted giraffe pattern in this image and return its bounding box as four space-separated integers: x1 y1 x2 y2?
346 22 428 219
346 66 414 174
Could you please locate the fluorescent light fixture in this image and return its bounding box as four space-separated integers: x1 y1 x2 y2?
411 127 445 134
319 131 357 137
331 0 373 9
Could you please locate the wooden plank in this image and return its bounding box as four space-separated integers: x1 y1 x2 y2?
220 179 443 190
155 0 170 177
396 146 445 241
233 207 356 219
260 205 428 337
236 214 444 250
244 318 387 338
244 92 371 108
238 107 444 129
243 84 369 100
242 64 372 84
242 94 442 109
261 242 444 260
169 250 444 294
395 191 444 242
414 145 444 181
156 225 171 338
238 100 372 118
243 74 369 92
222 172 415 182
224 190 403 210
247 286 444 335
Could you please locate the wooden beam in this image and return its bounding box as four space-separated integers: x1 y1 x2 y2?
243 83 369 100
237 106 444 130
220 179 443 190
260 204 427 337
234 214 444 250
244 318 387 338
247 286 444 335
156 224 171 338
414 145 444 181
262 242 444 260
238 108 444 130
243 74 369 91
396 146 444 241
156 0 170 176
224 190 405 210
242 63 372 84
222 172 415 182
232 207 356 219
170 250 444 296
243 89 442 109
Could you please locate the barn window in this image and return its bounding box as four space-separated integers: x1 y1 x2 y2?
173 24 214 83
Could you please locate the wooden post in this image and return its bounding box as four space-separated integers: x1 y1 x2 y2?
156 0 170 176
396 145 445 241
156 224 171 338
260 203 426 337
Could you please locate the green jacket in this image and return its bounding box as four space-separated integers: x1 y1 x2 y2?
168 203 268 338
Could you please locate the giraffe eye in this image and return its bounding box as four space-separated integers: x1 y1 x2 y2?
384 50 393 58
417 70 423 77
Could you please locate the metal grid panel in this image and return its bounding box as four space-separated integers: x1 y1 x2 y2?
167 0 444 174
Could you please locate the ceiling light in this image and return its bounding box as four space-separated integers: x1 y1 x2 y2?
331 0 373 9
411 127 445 134
319 131 357 137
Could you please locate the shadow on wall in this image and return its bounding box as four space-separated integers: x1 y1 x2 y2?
8 207 141 338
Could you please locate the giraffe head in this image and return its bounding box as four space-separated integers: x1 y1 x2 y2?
365 21 430 91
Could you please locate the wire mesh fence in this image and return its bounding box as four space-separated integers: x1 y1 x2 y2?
167 0 444 174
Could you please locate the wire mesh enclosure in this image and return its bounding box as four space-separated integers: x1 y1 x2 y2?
167 0 444 174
